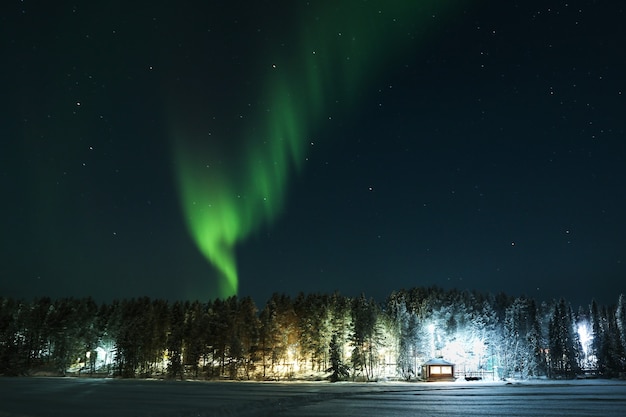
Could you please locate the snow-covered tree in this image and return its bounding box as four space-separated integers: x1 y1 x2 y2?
616 294 626 353
502 297 544 379
385 292 419 380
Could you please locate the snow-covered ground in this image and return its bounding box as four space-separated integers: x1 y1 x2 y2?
1 378 625 416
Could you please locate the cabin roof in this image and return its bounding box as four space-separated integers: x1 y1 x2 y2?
423 358 455 366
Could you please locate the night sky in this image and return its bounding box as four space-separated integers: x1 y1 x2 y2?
2 1 625 307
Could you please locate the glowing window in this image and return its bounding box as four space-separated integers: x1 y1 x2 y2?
431 366 441 374
441 366 452 374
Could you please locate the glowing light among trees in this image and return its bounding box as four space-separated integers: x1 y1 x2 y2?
577 323 592 353
577 320 596 370
3 291 625 380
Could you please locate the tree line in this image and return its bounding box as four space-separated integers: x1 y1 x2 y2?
1 287 625 381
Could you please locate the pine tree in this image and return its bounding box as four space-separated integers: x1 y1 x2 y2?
22 297 52 372
548 299 580 378
590 299 605 375
386 293 416 380
183 301 209 378
0 298 24 375
526 299 546 377
167 301 184 379
327 332 349 382
616 294 626 353
598 305 626 376
294 293 333 373
234 296 261 379
349 294 380 380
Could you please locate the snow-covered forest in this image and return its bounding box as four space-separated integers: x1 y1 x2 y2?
1 288 625 381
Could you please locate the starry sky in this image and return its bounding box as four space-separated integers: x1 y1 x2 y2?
2 0 625 307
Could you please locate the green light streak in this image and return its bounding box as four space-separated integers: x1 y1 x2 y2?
173 1 461 299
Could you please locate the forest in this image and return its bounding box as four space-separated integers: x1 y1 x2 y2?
1 287 625 381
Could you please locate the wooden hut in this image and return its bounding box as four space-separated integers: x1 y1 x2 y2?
421 358 456 382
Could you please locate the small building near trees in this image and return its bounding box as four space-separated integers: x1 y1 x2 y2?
421 358 456 382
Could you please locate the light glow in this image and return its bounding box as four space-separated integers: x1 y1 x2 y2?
577 321 596 370
577 323 592 353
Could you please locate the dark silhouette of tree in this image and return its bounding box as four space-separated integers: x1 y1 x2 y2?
75 297 99 375
22 297 52 372
597 305 626 376
167 301 184 379
349 294 380 380
209 297 231 377
525 299 546 377
46 298 94 375
326 332 349 382
590 299 605 374
112 298 164 378
184 300 209 378
616 294 626 356
0 298 24 375
231 296 260 379
548 299 580 378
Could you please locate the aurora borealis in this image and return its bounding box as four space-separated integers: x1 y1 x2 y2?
170 56 309 298
3 0 626 305
171 1 459 298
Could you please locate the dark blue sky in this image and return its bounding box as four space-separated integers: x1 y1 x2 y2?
2 1 625 307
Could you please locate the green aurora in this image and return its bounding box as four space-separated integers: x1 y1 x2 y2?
172 1 459 299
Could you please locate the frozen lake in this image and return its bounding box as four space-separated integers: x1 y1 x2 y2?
1 378 625 417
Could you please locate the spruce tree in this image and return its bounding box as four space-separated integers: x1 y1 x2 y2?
167 301 184 379
327 332 349 382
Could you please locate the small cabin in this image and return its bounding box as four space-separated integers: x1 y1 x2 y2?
421 358 456 382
